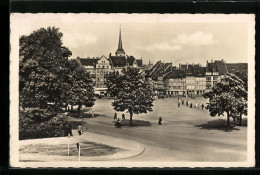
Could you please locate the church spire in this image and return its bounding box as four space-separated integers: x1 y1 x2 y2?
118 26 123 50
115 25 125 56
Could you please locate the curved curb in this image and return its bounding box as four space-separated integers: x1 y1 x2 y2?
19 132 145 162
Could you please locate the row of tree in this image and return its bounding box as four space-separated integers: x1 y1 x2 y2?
19 27 95 115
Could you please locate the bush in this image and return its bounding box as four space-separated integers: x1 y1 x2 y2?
19 108 70 140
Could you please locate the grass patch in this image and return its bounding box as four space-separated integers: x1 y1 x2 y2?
20 141 119 157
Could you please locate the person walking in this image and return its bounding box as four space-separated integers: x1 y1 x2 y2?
158 116 162 125
69 123 73 136
122 113 125 121
190 103 193 108
178 102 180 107
202 104 204 110
91 110 94 118
114 112 117 120
182 99 184 105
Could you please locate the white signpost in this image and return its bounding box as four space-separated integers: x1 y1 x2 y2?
67 133 70 156
77 124 82 161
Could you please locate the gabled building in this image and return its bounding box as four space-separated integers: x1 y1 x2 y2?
76 56 111 96
225 63 248 75
164 69 186 96
76 57 99 79
206 60 221 91
193 67 206 95
205 60 248 91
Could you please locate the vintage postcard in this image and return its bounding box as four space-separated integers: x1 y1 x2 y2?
10 13 255 168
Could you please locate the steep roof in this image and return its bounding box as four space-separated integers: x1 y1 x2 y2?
77 58 99 67
127 56 135 66
110 56 127 67
193 67 206 77
165 69 186 79
206 62 217 72
110 55 139 67
226 63 248 75
180 64 200 70
215 60 228 75
136 59 143 67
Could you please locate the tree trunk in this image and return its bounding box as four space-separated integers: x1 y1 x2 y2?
239 113 242 126
226 112 230 132
130 113 133 126
77 104 82 116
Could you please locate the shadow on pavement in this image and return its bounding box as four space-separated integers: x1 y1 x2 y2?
117 119 152 127
196 118 247 131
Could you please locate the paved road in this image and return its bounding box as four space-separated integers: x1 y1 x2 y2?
77 98 247 162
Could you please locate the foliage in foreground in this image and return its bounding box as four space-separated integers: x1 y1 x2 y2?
19 108 70 140
19 27 95 139
107 67 154 126
203 73 247 130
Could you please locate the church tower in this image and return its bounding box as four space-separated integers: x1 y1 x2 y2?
115 26 126 56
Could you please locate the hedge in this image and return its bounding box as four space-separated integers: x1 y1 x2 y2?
19 108 70 140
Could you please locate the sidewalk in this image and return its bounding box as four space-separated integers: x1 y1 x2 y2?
19 130 144 162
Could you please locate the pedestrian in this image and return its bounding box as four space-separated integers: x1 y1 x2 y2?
186 101 188 106
69 123 73 136
158 116 162 125
202 104 204 110
182 99 184 105
91 110 94 118
114 112 117 120
195 103 198 108
178 102 180 107
190 103 192 108
115 118 121 128
122 113 125 121
77 124 83 135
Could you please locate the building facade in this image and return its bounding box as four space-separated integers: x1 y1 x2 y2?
76 27 143 97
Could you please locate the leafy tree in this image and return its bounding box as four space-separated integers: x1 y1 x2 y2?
108 67 154 126
67 65 95 116
19 27 72 109
203 74 247 130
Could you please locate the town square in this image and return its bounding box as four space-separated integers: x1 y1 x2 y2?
10 13 255 167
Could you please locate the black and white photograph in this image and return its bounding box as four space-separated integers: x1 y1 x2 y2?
10 13 255 167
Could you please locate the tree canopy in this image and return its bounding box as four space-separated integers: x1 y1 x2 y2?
19 27 72 109
19 27 95 113
67 62 95 115
203 73 248 130
108 67 154 126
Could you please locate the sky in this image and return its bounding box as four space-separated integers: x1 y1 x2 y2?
11 13 254 66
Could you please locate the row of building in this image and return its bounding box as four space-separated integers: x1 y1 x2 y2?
75 27 248 98
146 60 247 97
76 28 144 96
